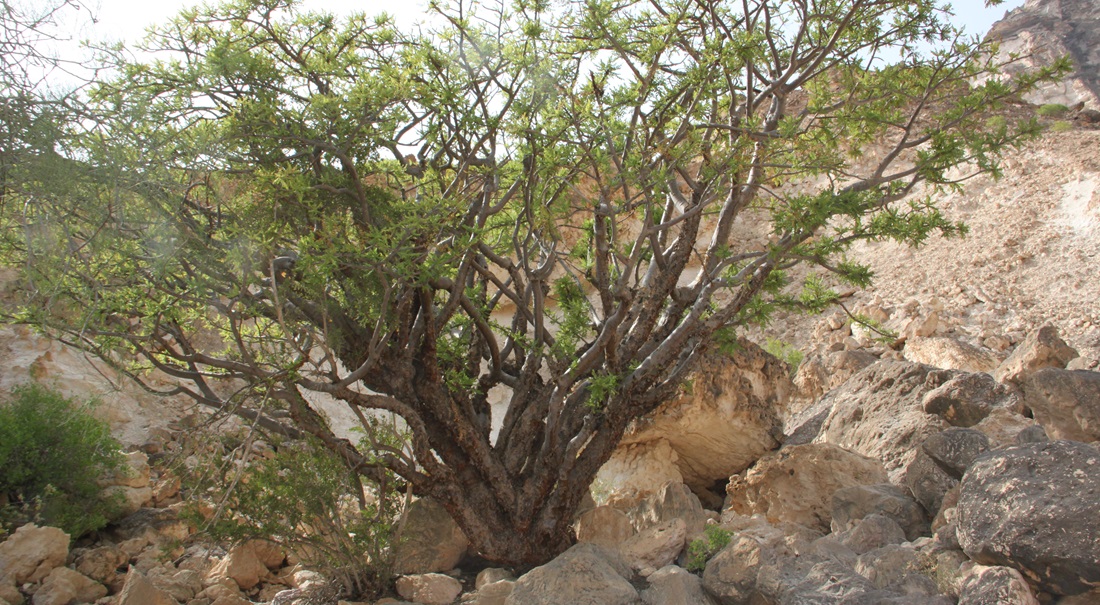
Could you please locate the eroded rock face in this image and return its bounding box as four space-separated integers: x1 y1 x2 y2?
956 440 1100 595
116 567 177 605
986 0 1100 108
610 342 788 496
793 349 878 405
503 544 638 605
725 443 889 532
574 506 635 550
814 361 951 482
1021 368 1100 441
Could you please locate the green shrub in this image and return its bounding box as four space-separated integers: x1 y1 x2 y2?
1037 103 1069 117
685 526 733 572
763 338 805 376
184 432 406 599
1051 120 1073 132
0 384 125 538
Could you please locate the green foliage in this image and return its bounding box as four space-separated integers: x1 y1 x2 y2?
763 339 805 376
183 434 403 599
0 384 125 538
1037 103 1069 117
1051 120 1073 133
685 526 732 573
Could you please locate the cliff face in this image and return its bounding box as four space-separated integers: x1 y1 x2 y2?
986 0 1100 108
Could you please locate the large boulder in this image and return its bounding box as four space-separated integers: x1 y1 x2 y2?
0 525 69 585
814 361 951 482
1021 368 1100 442
994 325 1078 385
957 565 1040 605
608 343 788 497
640 565 716 605
620 518 686 574
32 567 107 605
621 481 709 542
206 541 270 591
504 544 638 605
574 506 635 549
594 439 684 505
921 372 1020 428
395 573 463 605
392 498 469 574
793 349 878 405
904 337 999 373
905 428 991 517
831 484 929 542
116 567 177 605
725 443 889 532
956 440 1100 596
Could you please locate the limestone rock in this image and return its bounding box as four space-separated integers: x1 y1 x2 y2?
465 580 513 605
904 447 957 517
814 361 951 482
574 506 634 550
621 482 708 542
32 567 107 605
994 325 1079 385
594 439 683 505
793 349 878 405
921 372 1020 428
620 518 686 573
395 573 463 605
116 567 178 605
853 544 940 596
1021 368 1100 442
392 498 469 575
725 443 889 532
74 545 129 585
831 484 929 541
904 337 999 373
957 565 1039 605
474 568 513 590
956 440 1100 595
832 514 907 555
612 342 788 495
504 544 637 605
972 407 1041 448
640 565 716 605
0 524 70 585
0 583 20 605
207 541 269 591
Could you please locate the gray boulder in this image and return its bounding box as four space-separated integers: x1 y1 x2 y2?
831 483 929 541
957 565 1039 605
922 428 991 480
956 440 1100 596
1021 368 1100 442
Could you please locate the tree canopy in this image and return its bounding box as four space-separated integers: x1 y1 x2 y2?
0 0 1063 565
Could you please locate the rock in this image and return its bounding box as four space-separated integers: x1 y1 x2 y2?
622 481 708 541
104 485 154 517
32 567 107 605
777 559 881 604
853 544 940 596
1021 368 1100 442
0 525 69 585
574 506 635 549
904 337 999 373
395 574 463 605
504 544 637 605
474 569 513 590
116 567 178 605
994 325 1078 385
392 498 469 575
465 580 513 605
904 447 958 517
245 540 285 569
831 484 929 541
726 443 889 532
921 428 991 480
957 565 1039 605
149 568 201 603
207 541 269 591
640 565 716 605
922 372 1020 428
620 518 686 573
74 545 129 585
609 342 788 496
814 361 951 482
833 514 907 555
972 407 1041 447
99 451 152 489
593 439 684 506
0 583 20 605
956 440 1100 595
793 350 878 405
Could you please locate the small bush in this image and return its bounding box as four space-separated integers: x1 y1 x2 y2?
1051 120 1073 132
763 338 804 376
0 384 125 538
685 526 733 572
1037 103 1069 117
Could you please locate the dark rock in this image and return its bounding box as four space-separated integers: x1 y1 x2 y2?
1013 424 1049 444
831 483 929 542
922 428 991 480
904 447 959 517
833 514 907 555
1021 368 1100 442
957 565 1040 605
956 440 1100 596
922 372 1020 427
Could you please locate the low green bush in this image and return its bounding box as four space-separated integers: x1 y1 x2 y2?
1051 120 1074 132
0 384 125 538
763 338 805 376
1037 103 1069 117
685 525 733 572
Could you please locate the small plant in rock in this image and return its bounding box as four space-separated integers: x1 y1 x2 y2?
1037 103 1069 117
685 526 733 573
763 339 805 377
181 424 408 600
0 384 125 538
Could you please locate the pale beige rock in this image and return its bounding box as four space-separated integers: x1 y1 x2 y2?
994 325 1079 385
573 506 634 549
973 408 1041 447
474 569 513 590
620 518 687 573
594 438 683 506
207 542 269 590
611 343 788 494
32 567 107 605
392 498 469 575
117 567 177 605
0 583 20 605
958 564 1039 605
904 337 999 373
395 573 463 605
104 485 154 517
725 443 889 532
623 481 710 542
246 540 286 569
74 545 128 585
467 580 513 605
0 524 70 585
640 565 717 605
504 544 637 605
792 350 878 407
